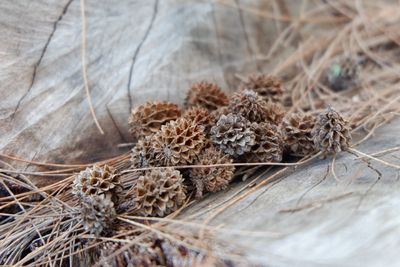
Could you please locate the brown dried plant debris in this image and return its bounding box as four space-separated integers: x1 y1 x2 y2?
190 146 235 198
229 89 269 123
210 113 256 158
151 118 206 166
312 107 352 155
244 122 283 163
129 101 181 140
133 168 186 217
80 193 117 236
185 81 229 111
240 74 284 103
281 113 316 157
183 106 213 134
72 164 121 199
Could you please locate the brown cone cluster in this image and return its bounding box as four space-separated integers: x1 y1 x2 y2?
185 81 229 111
130 136 155 168
210 113 256 158
263 101 285 126
282 113 316 157
312 107 352 154
190 146 235 198
229 89 269 123
244 123 283 163
240 74 284 103
133 168 186 217
151 118 206 166
129 101 181 140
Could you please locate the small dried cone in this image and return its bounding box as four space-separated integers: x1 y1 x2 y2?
264 101 286 126
240 74 284 103
134 168 186 217
80 194 116 236
244 122 283 163
130 136 155 168
326 56 360 91
281 112 316 157
183 106 213 134
190 146 235 198
312 107 352 155
229 89 269 123
210 113 256 158
185 81 229 111
151 118 206 166
72 164 120 198
129 101 181 139
210 106 229 124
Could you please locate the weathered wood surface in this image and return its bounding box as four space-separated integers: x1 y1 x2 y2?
0 0 284 187
1 1 399 266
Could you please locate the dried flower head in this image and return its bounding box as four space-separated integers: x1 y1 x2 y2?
229 89 269 123
72 165 120 198
326 56 361 91
129 101 181 139
240 74 284 103
183 106 213 134
134 168 186 217
151 118 206 166
185 81 229 111
312 107 352 154
281 112 316 157
190 146 235 198
244 122 283 163
80 194 116 236
210 113 256 157
130 136 155 168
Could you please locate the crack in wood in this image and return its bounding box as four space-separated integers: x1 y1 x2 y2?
127 0 159 113
12 0 74 118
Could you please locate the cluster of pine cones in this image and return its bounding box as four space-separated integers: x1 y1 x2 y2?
71 74 352 237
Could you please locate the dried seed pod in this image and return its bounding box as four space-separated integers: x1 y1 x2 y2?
183 106 213 134
129 101 181 139
190 146 235 198
281 113 316 157
185 81 229 111
152 118 206 166
72 165 120 198
240 74 284 103
210 106 229 124
210 113 256 158
264 101 286 125
134 168 186 217
326 56 360 91
312 107 352 154
130 136 155 168
244 122 283 163
80 194 116 236
229 89 269 123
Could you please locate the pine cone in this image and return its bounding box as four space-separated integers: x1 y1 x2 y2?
185 81 229 111
312 107 352 154
210 113 256 157
190 146 235 198
244 123 283 163
72 165 120 198
240 74 284 103
210 106 229 124
229 89 269 123
131 136 155 168
281 113 316 157
80 194 116 236
129 101 181 139
183 107 213 134
134 168 186 217
264 101 286 125
151 118 206 166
